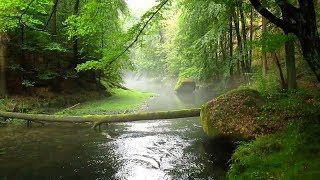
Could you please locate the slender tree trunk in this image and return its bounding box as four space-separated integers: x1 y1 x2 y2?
249 7 254 67
72 0 80 66
239 3 250 73
21 25 25 64
233 9 242 75
229 16 234 77
262 16 268 76
0 33 7 97
51 0 58 41
272 53 287 89
220 35 226 62
215 50 220 80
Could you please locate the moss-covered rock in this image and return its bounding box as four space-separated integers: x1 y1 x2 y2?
200 88 285 138
174 77 196 93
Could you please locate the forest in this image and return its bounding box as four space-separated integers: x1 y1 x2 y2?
0 0 320 179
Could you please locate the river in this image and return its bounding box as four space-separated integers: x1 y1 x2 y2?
0 78 234 179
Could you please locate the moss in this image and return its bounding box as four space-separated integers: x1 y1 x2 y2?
228 121 320 179
200 102 219 137
174 77 196 93
200 88 273 138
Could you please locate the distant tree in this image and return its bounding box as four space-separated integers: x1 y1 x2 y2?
0 33 7 97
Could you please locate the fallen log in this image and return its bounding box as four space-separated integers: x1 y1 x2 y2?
0 111 92 123
0 108 201 129
90 108 201 128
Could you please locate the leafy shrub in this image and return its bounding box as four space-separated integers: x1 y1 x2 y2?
251 71 279 97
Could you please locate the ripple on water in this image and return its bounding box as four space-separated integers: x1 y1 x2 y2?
101 131 191 179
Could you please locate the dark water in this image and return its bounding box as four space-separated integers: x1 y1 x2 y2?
0 78 234 179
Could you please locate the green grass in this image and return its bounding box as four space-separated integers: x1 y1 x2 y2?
228 121 320 179
57 89 156 116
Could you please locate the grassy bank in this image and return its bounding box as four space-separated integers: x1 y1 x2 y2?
56 89 156 116
0 89 156 125
0 91 107 114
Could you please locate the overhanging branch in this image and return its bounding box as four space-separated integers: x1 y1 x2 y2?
19 0 59 32
108 0 170 66
249 0 297 34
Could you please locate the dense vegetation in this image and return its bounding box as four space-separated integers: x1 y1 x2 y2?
1 0 320 179
0 0 130 96
133 0 320 91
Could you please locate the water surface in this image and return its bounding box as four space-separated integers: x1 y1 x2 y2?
0 79 232 179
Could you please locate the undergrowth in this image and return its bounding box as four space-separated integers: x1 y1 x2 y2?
226 70 320 179
258 89 320 122
228 121 320 179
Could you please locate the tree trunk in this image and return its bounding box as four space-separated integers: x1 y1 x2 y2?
72 0 80 66
249 7 254 67
239 3 250 73
272 53 287 89
299 37 320 82
233 9 242 75
229 15 234 77
220 35 226 63
51 0 58 41
21 25 26 66
285 34 297 89
0 33 7 97
298 1 320 81
0 108 201 129
262 16 268 76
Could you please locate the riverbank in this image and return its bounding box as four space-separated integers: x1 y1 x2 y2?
0 89 156 125
201 86 320 179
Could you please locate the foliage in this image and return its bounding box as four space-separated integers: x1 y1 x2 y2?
251 70 280 97
0 0 52 32
258 89 320 122
228 122 320 179
0 0 130 91
21 80 35 88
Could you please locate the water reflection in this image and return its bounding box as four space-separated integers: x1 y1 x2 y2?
0 77 231 179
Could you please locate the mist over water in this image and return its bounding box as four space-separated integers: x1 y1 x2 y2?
123 73 217 110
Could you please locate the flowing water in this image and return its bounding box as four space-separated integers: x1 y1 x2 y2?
0 78 234 179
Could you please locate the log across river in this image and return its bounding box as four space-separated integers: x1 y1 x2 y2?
0 108 201 129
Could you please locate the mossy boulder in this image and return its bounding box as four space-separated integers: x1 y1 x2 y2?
200 88 283 138
174 78 196 93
